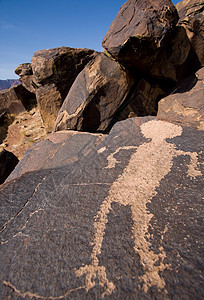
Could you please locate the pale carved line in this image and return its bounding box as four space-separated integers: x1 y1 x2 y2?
3 280 85 300
75 120 202 297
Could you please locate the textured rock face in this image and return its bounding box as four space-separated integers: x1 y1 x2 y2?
32 47 97 131
8 130 105 181
55 53 134 133
0 149 19 184
30 47 97 93
150 0 204 82
0 86 25 115
16 47 97 132
36 84 63 132
15 63 33 76
115 78 166 121
102 0 178 73
0 84 35 115
157 67 204 129
0 117 203 299
0 107 46 160
15 63 36 93
1 1 204 298
176 0 204 66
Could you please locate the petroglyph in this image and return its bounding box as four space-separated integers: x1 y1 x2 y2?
3 280 85 300
75 120 201 297
105 146 137 169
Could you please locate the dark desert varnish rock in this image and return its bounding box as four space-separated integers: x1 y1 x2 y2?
176 0 204 66
7 130 105 181
0 84 35 115
54 53 134 133
102 0 179 73
15 47 97 132
157 67 204 129
0 117 203 299
150 0 204 82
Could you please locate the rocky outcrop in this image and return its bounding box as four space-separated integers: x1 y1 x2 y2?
16 47 97 132
102 0 179 73
157 67 204 129
0 84 35 115
0 107 46 160
15 64 34 93
150 0 204 82
15 63 33 77
176 0 204 66
0 79 20 91
99 0 204 123
1 117 203 299
1 1 204 299
0 148 19 184
35 84 63 133
55 53 133 133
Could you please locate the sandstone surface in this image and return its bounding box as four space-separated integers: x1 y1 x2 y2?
0 107 46 160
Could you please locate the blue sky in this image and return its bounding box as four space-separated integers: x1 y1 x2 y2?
0 0 180 79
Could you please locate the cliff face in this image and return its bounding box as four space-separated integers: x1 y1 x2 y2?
0 0 204 299
0 79 20 91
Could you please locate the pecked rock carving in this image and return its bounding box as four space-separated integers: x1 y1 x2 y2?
75 120 201 297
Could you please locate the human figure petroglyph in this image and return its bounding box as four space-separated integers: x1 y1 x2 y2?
75 120 202 297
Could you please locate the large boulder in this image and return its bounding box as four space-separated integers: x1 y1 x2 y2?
0 84 35 115
150 0 204 82
16 47 97 132
15 63 36 93
0 117 203 299
102 0 178 73
31 47 96 90
0 148 19 184
54 53 134 133
157 67 204 129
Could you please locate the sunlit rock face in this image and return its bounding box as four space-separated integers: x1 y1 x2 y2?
102 0 179 74
15 47 97 132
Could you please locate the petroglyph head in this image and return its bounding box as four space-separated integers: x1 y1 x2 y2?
141 120 183 141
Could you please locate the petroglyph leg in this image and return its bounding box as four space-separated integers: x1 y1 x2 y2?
75 197 115 297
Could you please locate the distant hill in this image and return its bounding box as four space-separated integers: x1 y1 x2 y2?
0 79 20 91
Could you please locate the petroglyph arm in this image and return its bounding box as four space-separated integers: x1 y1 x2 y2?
103 146 137 169
176 150 202 178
